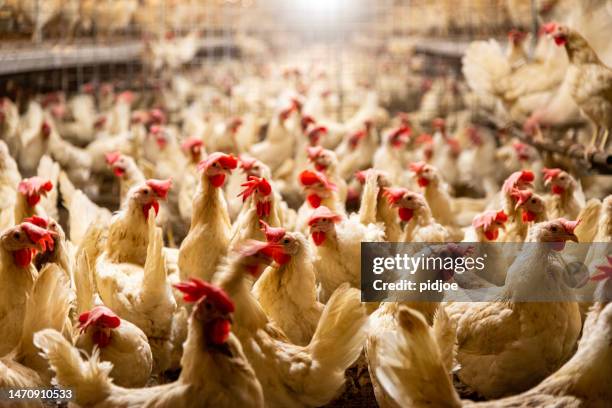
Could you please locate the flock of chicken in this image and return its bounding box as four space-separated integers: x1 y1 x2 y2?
1 9 612 408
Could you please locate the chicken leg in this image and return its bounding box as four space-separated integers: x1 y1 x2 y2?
598 128 609 152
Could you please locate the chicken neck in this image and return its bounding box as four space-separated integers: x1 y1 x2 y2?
191 175 230 229
105 197 150 265
565 31 602 65
501 243 573 302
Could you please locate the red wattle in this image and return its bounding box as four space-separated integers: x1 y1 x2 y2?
113 167 126 177
312 231 327 246
484 229 499 241
13 248 33 267
315 163 327 171
551 185 565 195
522 210 536 222
256 201 271 218
92 330 112 348
210 319 231 345
398 208 414 222
27 194 41 207
550 241 566 251
307 194 322 208
417 177 429 187
208 174 226 187
142 200 160 219
246 264 262 277
554 36 567 46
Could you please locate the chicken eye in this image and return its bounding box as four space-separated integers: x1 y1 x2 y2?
13 232 21 240
205 302 212 310
213 162 219 167
531 198 536 203
283 238 291 244
550 226 558 232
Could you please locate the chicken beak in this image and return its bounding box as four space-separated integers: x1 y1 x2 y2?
567 233 579 243
544 178 552 187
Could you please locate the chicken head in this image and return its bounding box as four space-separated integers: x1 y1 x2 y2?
18 177 53 207
78 306 121 348
1 222 56 267
198 152 238 188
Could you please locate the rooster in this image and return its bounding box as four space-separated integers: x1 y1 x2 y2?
179 153 237 282
0 222 56 356
35 278 264 408
75 306 153 388
215 240 368 408
445 218 582 398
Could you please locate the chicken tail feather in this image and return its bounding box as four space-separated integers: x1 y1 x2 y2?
374 306 461 408
305 284 368 400
34 329 112 406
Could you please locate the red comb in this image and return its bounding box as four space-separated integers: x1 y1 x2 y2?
307 146 325 161
299 170 337 191
237 239 275 257
239 155 258 171
181 137 203 152
238 176 272 201
117 91 135 104
21 222 55 252
173 278 235 314
146 179 172 199
308 206 342 226
511 188 533 208
559 218 580 235
348 130 367 150
409 161 428 174
198 152 238 172
383 187 409 204
307 125 327 140
259 220 286 243
502 170 534 193
495 210 508 223
301 115 316 131
23 215 49 228
18 177 53 206
542 167 562 181
78 306 121 332
149 108 166 125
472 210 508 230
105 151 121 165
591 256 612 281
432 118 445 129
542 22 557 34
